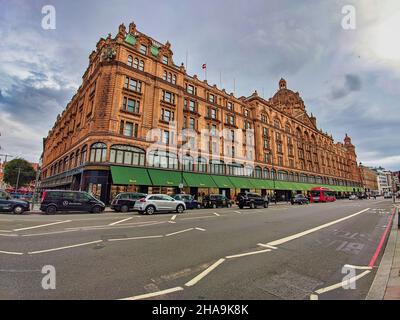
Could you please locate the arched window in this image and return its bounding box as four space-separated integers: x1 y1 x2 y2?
63 157 69 172
300 174 308 183
134 58 139 69
70 153 75 169
288 172 294 181
110 145 145 166
167 73 172 83
172 74 176 84
210 160 225 175
127 55 133 67
255 166 262 179
80 146 87 165
294 173 299 182
163 71 167 81
227 163 243 176
263 168 270 179
182 155 194 171
278 170 288 181
90 143 107 163
148 150 178 169
75 149 80 167
244 165 253 177
274 119 281 129
139 60 144 71
196 157 207 173
271 169 276 180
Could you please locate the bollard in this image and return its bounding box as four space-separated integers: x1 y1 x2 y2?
398 208 400 229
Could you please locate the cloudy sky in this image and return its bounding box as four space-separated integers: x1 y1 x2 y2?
0 0 399 170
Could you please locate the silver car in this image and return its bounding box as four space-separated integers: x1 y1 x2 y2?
134 194 186 215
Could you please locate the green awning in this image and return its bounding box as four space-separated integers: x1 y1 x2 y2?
211 175 235 188
125 34 136 45
274 181 298 190
110 166 152 185
228 176 254 189
249 178 274 189
147 169 185 187
183 173 217 188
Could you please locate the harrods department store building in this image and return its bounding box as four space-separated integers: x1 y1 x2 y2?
40 22 362 204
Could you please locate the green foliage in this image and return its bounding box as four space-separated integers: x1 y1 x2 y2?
3 158 36 187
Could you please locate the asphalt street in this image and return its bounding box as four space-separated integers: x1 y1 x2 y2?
0 199 395 300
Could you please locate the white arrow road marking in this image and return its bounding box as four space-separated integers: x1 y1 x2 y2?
185 259 225 287
261 208 370 247
13 220 72 232
310 270 371 300
343 264 372 270
28 240 103 255
165 228 194 237
108 217 133 226
226 249 271 259
0 250 24 255
213 212 220 216
257 243 278 250
195 227 206 231
171 215 177 221
120 286 184 300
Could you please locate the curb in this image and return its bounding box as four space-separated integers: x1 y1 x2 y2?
366 206 399 300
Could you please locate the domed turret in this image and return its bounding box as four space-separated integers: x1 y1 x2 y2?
279 78 287 90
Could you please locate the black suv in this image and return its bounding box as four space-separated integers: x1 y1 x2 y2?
236 192 269 209
291 194 309 205
0 190 30 214
202 194 232 208
111 192 147 212
40 190 105 214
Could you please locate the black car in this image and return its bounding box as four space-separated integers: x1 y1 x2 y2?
202 194 232 209
0 190 30 214
40 190 105 214
172 194 201 209
236 192 269 209
111 192 147 212
291 194 310 205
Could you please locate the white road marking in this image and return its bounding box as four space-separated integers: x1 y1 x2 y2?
171 215 177 221
21 230 79 237
0 230 11 233
0 233 19 237
213 212 220 216
195 227 206 231
235 211 242 214
185 259 225 287
108 217 133 226
108 235 163 242
180 215 217 221
226 249 271 259
343 264 372 270
0 250 24 255
28 240 103 255
120 286 184 300
165 228 194 237
168 221 176 224
13 220 72 232
314 270 371 295
310 294 319 300
65 221 162 231
262 208 370 247
257 243 278 250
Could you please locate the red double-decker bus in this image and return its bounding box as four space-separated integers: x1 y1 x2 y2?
309 187 336 203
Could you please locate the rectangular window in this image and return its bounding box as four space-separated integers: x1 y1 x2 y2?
124 122 133 137
163 91 175 104
162 55 168 65
189 117 195 130
208 93 215 103
227 102 233 110
163 130 170 144
140 44 147 55
187 84 195 95
189 100 195 112
161 109 174 122
211 108 217 119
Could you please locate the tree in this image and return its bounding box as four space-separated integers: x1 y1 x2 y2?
3 158 36 188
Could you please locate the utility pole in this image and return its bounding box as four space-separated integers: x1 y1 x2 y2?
15 167 21 192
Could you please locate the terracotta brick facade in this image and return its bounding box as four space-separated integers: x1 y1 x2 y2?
41 22 362 201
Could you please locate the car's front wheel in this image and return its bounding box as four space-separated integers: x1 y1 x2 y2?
120 205 129 213
13 206 24 215
46 205 57 215
91 206 102 214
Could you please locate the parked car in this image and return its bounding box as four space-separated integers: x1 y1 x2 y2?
111 192 147 212
236 192 269 209
349 194 358 200
202 194 232 209
172 194 201 209
291 194 310 205
40 190 105 214
0 190 30 214
133 194 186 215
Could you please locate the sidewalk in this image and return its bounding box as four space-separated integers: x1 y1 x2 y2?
384 205 400 300
367 204 400 300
